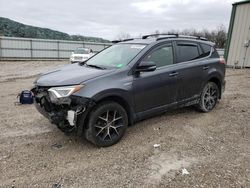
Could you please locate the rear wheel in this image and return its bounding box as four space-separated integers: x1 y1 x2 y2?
85 102 128 147
197 82 219 112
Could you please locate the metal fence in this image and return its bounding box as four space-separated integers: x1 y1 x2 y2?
0 36 111 60
0 36 225 61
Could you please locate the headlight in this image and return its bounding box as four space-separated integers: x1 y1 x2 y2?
48 85 83 98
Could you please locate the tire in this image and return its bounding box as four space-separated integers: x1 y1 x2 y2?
197 82 219 112
84 101 128 147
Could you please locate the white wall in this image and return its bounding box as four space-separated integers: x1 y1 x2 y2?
227 3 250 67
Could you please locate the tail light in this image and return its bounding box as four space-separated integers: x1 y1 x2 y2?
219 58 226 64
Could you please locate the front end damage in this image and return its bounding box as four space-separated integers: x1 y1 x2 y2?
32 86 93 134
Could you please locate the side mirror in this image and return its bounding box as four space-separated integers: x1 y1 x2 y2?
136 61 156 72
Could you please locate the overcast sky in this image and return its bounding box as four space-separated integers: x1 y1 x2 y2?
0 0 235 40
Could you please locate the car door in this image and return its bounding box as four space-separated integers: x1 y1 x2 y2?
132 43 177 113
173 41 211 103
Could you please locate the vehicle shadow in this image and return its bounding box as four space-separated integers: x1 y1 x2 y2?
130 106 198 127
44 106 200 150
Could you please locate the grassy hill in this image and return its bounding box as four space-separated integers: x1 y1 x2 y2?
0 17 110 43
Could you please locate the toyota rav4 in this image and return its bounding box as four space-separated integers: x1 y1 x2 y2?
32 34 226 147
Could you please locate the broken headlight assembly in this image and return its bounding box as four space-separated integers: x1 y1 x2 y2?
48 85 83 104
48 85 83 98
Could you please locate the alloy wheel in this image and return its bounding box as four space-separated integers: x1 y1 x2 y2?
203 83 218 111
94 110 124 141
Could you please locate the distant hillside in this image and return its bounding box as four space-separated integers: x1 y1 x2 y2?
0 17 110 43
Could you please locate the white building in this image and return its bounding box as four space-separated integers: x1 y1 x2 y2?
225 0 250 67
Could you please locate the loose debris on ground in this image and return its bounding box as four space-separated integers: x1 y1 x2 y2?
0 61 249 187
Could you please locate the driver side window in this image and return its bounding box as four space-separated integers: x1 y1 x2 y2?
144 45 173 68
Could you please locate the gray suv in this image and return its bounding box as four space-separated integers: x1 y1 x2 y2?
32 34 226 147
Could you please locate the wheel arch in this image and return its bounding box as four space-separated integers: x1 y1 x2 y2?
95 95 134 126
77 89 134 136
207 76 222 99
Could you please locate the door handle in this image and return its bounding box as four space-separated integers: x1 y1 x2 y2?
203 66 209 70
169 72 179 77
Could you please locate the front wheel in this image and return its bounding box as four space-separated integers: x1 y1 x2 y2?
85 102 128 147
197 82 219 112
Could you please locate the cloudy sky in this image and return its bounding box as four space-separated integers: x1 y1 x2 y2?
0 0 235 40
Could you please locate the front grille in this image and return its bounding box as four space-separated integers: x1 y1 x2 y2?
32 86 53 111
74 57 82 61
32 86 50 95
40 96 52 112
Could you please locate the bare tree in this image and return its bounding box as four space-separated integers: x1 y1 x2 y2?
114 25 227 48
214 24 227 48
151 24 227 48
154 30 160 35
115 32 131 40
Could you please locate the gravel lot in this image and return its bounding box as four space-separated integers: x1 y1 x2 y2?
0 61 249 188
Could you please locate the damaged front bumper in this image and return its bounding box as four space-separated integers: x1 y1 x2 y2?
32 86 93 134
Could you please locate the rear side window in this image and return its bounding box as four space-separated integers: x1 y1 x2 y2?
176 43 200 63
211 47 220 58
144 45 173 68
200 43 211 57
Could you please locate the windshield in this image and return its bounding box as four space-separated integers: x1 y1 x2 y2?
74 48 89 54
86 44 146 69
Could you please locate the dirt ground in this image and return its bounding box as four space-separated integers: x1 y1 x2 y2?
0 61 249 188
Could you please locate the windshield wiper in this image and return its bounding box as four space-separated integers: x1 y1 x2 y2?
85 64 106 70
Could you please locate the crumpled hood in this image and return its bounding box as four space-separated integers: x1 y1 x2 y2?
35 63 114 86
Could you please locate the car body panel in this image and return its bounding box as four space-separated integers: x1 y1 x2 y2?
35 63 115 86
132 66 178 113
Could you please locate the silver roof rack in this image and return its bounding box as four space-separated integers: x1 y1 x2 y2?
142 33 208 41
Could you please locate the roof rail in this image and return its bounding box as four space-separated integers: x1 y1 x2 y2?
142 33 179 39
111 38 135 43
142 33 208 41
122 38 135 42
156 35 208 41
113 35 208 44
111 40 121 43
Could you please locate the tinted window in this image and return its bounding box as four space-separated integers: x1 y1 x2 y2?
211 47 220 58
176 43 200 63
144 46 173 68
200 43 211 57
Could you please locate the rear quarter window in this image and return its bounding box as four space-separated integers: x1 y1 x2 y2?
200 43 211 58
176 43 200 63
211 47 220 58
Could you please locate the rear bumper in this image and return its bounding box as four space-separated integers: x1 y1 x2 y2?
70 59 87 63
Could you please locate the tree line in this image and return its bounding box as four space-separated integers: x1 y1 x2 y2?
116 25 227 48
0 17 110 43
